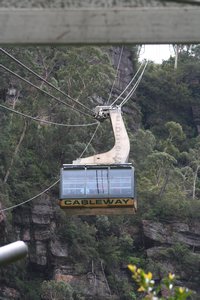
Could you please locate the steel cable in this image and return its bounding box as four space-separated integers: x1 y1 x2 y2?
0 64 93 118
0 103 98 127
0 48 94 115
0 123 101 213
110 61 145 107
119 60 148 107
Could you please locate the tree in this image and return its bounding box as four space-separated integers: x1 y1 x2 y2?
181 138 200 199
0 46 115 204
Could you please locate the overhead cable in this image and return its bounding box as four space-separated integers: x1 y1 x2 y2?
79 122 101 158
120 60 148 107
0 48 94 115
0 103 98 127
110 61 145 107
119 60 148 107
0 179 60 213
0 64 92 118
107 46 124 105
0 122 101 213
119 77 141 107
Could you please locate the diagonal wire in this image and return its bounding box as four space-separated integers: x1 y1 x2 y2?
0 123 101 213
119 77 141 107
110 61 145 107
0 64 93 118
120 60 148 107
107 46 124 105
0 104 98 127
79 122 101 158
0 48 104 213
119 60 148 107
0 48 94 115
0 179 60 213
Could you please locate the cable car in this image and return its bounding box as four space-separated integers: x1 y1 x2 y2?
59 163 136 215
59 105 137 215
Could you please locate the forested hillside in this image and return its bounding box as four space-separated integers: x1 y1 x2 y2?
0 45 200 300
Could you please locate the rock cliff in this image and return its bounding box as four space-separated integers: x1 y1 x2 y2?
0 46 200 299
142 220 200 248
142 220 200 293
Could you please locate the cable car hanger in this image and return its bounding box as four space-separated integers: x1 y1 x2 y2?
73 105 130 165
59 105 137 215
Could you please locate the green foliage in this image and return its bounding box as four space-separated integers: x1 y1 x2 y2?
128 264 194 300
137 62 194 137
107 274 137 300
16 279 42 300
132 118 200 221
57 216 98 264
167 243 200 284
165 122 186 143
130 129 156 168
128 256 145 268
41 280 73 300
0 46 116 206
1 45 200 299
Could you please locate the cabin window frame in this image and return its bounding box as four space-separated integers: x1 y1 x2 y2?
60 165 135 199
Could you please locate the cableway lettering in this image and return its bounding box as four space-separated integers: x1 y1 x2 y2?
61 199 134 207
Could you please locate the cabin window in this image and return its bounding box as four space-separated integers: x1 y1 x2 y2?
61 169 85 197
86 169 109 196
109 169 133 197
61 166 134 199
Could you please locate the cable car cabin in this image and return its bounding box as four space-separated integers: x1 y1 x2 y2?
59 164 137 215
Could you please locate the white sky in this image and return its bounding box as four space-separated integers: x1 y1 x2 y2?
139 44 175 64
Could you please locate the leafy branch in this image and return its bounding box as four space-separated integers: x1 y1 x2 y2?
128 264 193 300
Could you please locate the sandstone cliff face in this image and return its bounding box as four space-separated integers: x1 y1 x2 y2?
0 46 137 300
142 220 200 293
9 201 200 298
142 220 200 248
53 264 113 299
1 46 200 299
109 46 134 94
14 194 68 269
11 195 114 299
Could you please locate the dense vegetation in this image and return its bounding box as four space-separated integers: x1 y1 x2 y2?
0 45 199 299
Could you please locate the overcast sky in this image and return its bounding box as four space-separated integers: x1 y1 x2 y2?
139 44 175 64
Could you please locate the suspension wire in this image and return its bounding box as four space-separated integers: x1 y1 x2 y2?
0 122 101 213
0 64 93 119
79 122 100 158
119 60 148 108
110 61 145 107
0 46 139 213
0 179 60 213
0 104 98 127
106 46 124 105
119 60 148 107
119 76 141 108
0 48 104 213
0 48 94 115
